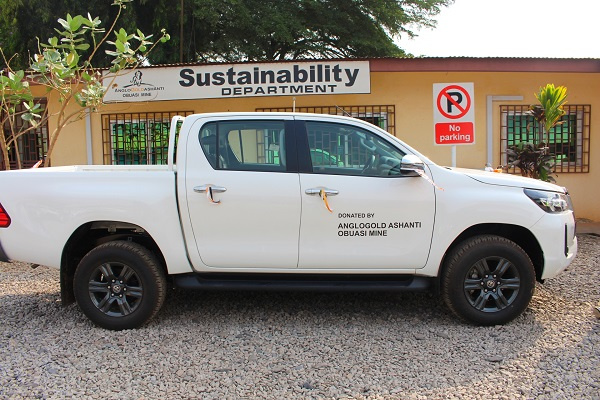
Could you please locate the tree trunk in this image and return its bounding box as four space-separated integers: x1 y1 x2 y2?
0 127 10 171
13 136 22 169
43 128 59 168
43 119 66 168
6 114 23 169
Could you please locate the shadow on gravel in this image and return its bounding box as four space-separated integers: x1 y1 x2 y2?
144 288 546 394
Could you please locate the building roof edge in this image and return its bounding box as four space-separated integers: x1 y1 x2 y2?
369 57 600 73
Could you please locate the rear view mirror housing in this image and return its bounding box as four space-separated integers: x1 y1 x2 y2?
400 155 425 176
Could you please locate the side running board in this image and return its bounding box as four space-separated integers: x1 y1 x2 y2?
173 273 432 292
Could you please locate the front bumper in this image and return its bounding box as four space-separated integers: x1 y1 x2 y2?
531 211 577 280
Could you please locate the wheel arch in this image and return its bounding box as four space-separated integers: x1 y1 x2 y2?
438 223 544 287
60 221 167 306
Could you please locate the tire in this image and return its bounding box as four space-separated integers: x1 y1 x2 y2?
74 241 167 330
441 235 536 326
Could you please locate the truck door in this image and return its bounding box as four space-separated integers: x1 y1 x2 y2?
183 117 301 269
297 120 435 270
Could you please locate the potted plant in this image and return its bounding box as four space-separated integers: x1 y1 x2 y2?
506 84 567 183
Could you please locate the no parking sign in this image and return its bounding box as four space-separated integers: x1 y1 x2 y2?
433 83 475 145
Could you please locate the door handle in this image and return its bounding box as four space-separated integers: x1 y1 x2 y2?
305 188 339 196
194 185 227 193
194 185 227 204
305 187 338 213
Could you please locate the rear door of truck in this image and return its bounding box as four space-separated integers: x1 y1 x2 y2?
182 115 301 269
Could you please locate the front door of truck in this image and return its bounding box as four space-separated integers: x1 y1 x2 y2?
183 117 300 269
297 119 436 270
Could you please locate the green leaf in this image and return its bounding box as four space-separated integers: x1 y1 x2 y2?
115 40 125 53
57 17 70 30
116 28 128 43
66 52 79 67
69 15 84 31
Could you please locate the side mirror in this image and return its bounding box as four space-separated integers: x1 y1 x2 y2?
400 154 425 176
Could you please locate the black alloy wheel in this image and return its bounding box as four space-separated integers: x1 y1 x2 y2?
87 261 144 317
74 241 166 330
442 235 536 325
462 256 521 313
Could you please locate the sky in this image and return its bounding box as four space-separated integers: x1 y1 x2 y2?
396 0 600 58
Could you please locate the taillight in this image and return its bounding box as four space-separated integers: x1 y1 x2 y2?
0 203 11 228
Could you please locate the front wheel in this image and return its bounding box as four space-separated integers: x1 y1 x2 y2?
74 241 167 330
442 235 536 325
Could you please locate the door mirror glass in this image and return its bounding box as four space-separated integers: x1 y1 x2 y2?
400 155 425 176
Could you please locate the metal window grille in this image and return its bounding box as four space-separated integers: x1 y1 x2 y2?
102 111 193 165
0 98 48 169
500 104 590 173
256 105 396 136
307 123 369 167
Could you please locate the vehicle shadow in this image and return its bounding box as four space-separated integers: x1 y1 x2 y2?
152 288 546 395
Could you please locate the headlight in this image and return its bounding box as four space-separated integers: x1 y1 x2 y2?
524 189 573 213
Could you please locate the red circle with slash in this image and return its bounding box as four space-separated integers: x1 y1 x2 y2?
437 85 471 119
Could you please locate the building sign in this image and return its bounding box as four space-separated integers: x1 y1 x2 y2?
433 82 475 145
103 61 371 103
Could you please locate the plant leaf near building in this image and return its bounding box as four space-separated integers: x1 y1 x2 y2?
507 83 568 183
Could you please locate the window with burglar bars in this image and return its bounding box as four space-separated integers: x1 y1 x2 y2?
500 104 590 173
305 121 405 177
102 111 193 165
0 98 48 169
256 105 396 136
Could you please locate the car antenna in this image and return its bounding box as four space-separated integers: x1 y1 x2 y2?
334 105 352 118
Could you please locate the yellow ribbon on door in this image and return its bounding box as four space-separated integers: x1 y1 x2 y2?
206 186 221 204
415 170 444 191
319 189 333 213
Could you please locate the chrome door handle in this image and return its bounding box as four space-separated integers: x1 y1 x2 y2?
305 188 339 196
194 185 227 204
305 187 337 213
194 185 227 193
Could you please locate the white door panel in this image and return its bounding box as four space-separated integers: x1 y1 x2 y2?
187 171 301 268
298 173 435 269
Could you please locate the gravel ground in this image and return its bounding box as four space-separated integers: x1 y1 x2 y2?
0 235 598 400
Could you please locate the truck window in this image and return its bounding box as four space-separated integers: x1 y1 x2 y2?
199 120 287 172
306 121 405 177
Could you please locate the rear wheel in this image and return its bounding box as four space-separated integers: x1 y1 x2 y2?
442 235 536 325
74 241 166 330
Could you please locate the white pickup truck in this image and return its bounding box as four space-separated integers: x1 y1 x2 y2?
0 112 577 330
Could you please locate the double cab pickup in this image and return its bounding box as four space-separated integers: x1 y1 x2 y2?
0 113 577 330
